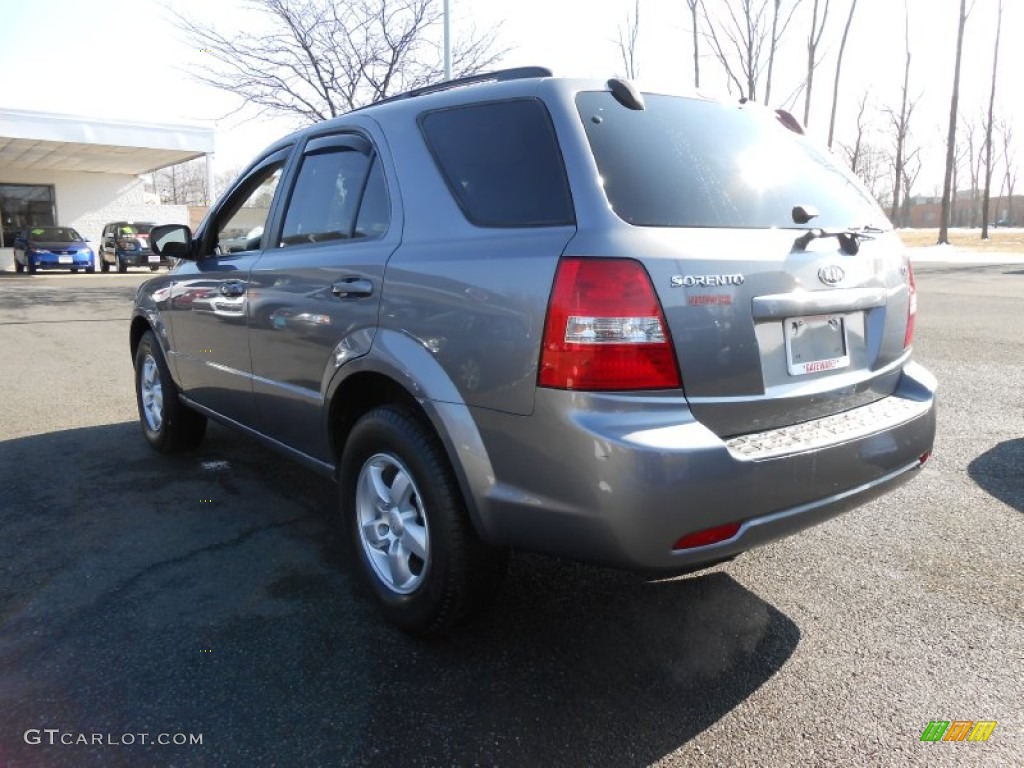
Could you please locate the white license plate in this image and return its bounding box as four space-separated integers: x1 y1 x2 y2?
58 255 73 264
148 255 160 264
784 314 850 376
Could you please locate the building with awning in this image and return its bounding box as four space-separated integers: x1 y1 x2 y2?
0 108 215 263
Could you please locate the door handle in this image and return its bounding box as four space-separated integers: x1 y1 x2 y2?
331 278 374 298
219 281 246 297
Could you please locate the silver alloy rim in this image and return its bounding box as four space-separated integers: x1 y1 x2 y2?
355 453 430 594
140 354 164 433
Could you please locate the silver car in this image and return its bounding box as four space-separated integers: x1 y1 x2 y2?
133 67 936 634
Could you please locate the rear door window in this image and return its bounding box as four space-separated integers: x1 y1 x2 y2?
279 143 375 247
420 99 574 227
576 91 884 230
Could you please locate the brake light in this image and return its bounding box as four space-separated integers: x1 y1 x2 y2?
904 263 917 349
538 258 681 390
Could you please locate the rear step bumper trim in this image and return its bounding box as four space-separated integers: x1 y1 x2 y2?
725 395 930 461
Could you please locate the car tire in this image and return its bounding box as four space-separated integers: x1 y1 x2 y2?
339 405 508 635
134 330 207 453
100 257 110 273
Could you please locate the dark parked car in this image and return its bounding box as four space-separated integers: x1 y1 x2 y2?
132 68 936 635
99 221 165 272
13 226 94 273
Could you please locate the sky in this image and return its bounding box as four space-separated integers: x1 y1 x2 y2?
1 0 1019 197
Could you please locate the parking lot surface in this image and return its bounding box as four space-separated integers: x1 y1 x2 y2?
1 265 1022 767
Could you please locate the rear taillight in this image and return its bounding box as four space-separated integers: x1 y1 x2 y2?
538 257 681 391
903 263 917 349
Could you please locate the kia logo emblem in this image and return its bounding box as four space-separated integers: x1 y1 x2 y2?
818 265 845 286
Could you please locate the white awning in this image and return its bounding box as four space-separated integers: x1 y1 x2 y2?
0 108 215 175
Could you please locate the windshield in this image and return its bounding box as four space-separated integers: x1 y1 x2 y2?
29 227 83 243
576 92 886 230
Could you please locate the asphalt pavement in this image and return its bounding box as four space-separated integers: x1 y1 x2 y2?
0 265 1021 767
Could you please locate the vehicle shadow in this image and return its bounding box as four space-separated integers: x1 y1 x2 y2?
0 422 799 768
967 438 1024 513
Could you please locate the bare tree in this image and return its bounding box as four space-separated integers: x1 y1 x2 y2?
802 0 831 126
764 1 803 105
686 0 701 87
840 95 889 204
617 0 642 79
962 114 985 227
840 90 869 172
171 0 504 122
701 0 799 102
981 0 1002 238
152 159 210 206
999 118 1017 224
939 0 974 244
827 0 858 149
886 2 914 227
950 134 970 226
900 147 922 227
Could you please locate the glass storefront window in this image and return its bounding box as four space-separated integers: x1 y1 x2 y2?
0 184 56 247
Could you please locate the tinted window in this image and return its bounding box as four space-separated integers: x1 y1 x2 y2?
354 157 390 239
421 99 574 227
279 148 372 246
576 92 885 230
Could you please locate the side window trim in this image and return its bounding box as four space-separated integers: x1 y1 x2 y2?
304 133 372 156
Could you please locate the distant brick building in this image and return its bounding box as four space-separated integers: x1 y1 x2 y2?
906 194 1022 228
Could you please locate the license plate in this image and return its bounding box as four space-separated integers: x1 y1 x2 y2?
58 255 72 264
148 255 160 263
784 314 849 376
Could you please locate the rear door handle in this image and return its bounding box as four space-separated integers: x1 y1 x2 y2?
331 278 374 298
219 281 246 297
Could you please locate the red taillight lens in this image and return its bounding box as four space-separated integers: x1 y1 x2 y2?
673 522 742 550
903 263 917 349
538 258 681 390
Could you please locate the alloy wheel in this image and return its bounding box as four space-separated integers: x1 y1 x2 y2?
355 453 430 594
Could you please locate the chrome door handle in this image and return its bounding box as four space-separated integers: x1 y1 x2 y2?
331 278 373 298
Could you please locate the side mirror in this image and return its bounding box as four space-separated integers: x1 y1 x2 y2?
151 224 195 259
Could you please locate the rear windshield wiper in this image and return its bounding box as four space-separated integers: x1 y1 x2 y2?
791 207 884 255
794 227 878 255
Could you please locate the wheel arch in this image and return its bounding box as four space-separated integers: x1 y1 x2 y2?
325 332 500 543
129 311 173 372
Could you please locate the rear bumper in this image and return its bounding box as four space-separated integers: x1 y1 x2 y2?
471 361 936 570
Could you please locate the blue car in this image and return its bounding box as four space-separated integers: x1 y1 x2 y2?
13 226 95 274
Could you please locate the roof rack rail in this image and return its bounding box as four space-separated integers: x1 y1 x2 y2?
357 66 553 111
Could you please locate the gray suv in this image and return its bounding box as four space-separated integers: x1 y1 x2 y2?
133 67 936 634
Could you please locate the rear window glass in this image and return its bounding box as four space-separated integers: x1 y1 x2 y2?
420 99 574 227
576 92 885 230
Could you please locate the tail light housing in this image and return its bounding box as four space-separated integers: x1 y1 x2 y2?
903 262 917 349
538 257 681 391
